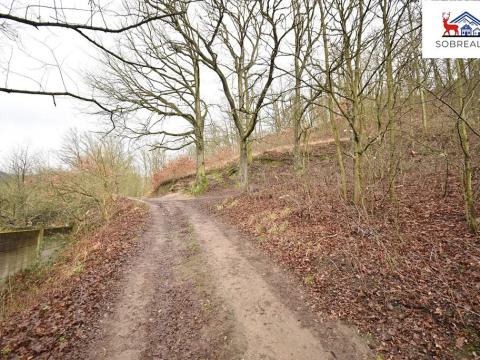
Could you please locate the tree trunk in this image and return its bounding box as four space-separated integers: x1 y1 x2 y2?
351 80 364 207
445 59 454 86
420 87 428 132
239 138 249 191
455 59 477 232
292 0 305 173
349 0 365 207
459 119 477 232
194 133 207 192
352 90 364 206
353 134 363 207
413 53 428 132
293 122 302 171
293 79 303 172
328 97 347 199
382 4 397 200
431 59 442 91
319 0 347 198
193 55 207 193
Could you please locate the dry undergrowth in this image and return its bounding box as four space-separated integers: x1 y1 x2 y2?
208 142 480 359
0 199 149 358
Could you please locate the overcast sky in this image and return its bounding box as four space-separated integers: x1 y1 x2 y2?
0 7 219 162
0 1 119 163
0 93 96 161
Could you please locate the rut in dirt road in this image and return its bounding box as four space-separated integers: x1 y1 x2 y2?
86 194 372 360
87 199 236 359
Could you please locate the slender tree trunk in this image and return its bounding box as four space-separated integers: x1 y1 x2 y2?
291 0 307 172
455 59 477 232
194 133 207 190
352 105 364 207
408 78 415 144
350 77 364 207
405 2 427 132
353 141 363 206
458 119 477 232
419 87 428 132
446 59 454 86
239 138 249 191
273 100 282 133
327 96 347 199
431 59 442 91
381 0 397 199
293 77 303 171
472 60 480 127
319 0 347 198
192 55 207 193
350 60 364 206
351 0 365 207
414 58 428 132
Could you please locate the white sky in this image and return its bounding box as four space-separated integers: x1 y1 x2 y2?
0 1 124 163
0 5 220 162
0 93 96 160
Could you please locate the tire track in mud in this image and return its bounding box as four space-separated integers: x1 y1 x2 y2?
87 194 371 360
86 199 241 360
164 194 372 360
140 200 243 359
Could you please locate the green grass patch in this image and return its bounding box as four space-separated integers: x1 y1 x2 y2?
303 274 315 286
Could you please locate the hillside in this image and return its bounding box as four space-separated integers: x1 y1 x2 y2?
154 137 480 359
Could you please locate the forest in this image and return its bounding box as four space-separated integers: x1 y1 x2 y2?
0 0 479 359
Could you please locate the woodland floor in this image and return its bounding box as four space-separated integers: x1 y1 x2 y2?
200 143 480 359
1 141 479 359
0 192 372 359
0 199 150 358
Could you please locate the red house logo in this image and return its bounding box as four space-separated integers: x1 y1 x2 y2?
442 11 480 37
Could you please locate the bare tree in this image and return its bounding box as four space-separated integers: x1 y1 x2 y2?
425 59 480 233
316 0 347 198
454 59 478 232
0 147 37 226
310 0 382 205
378 0 411 199
56 130 138 222
153 0 290 190
289 0 320 171
0 0 180 111
89 12 209 191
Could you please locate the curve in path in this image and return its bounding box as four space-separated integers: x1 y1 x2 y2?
86 194 372 360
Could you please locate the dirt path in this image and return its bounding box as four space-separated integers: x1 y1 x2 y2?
86 193 371 360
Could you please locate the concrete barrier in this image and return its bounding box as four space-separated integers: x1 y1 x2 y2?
0 226 73 286
0 228 43 283
44 225 73 237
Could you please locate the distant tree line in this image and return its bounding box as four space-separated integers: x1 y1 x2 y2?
0 134 161 230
